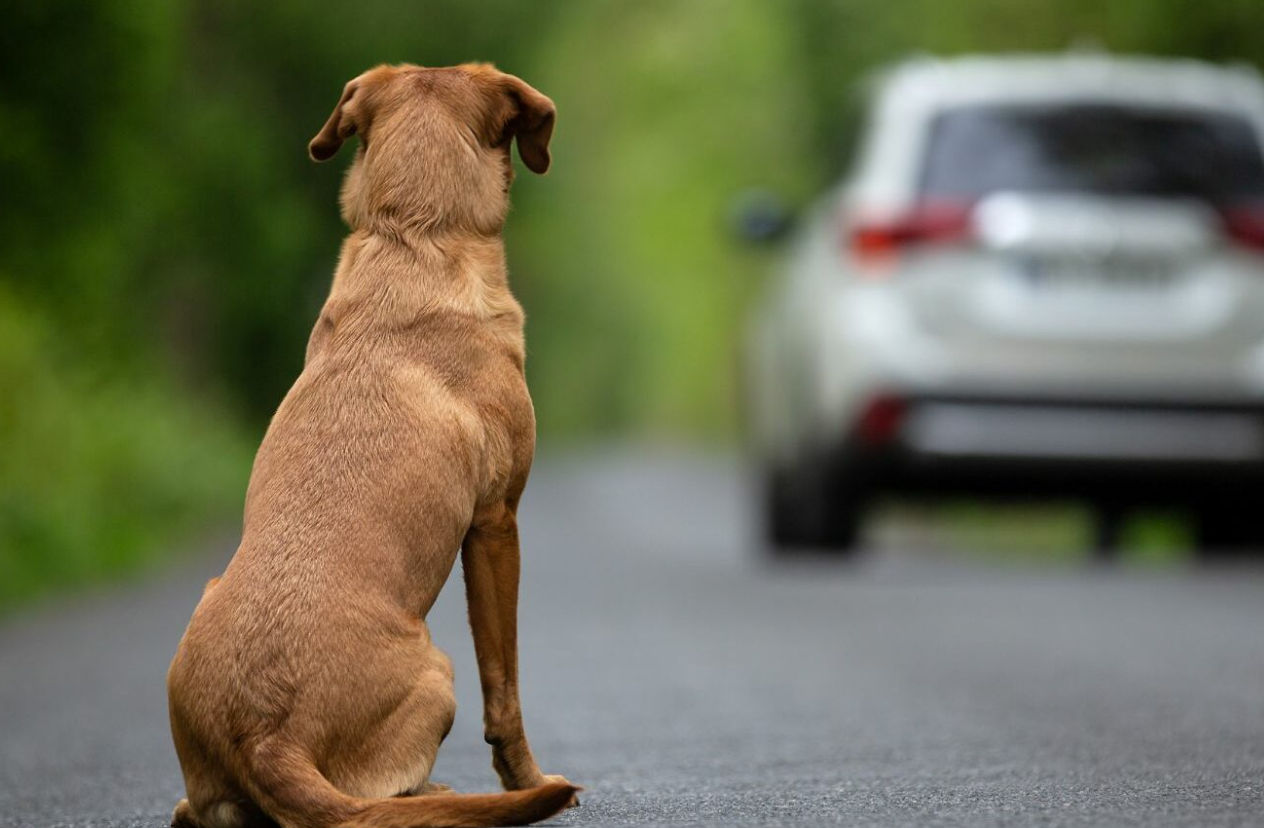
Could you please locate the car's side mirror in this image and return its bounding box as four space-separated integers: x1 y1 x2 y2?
730 190 793 244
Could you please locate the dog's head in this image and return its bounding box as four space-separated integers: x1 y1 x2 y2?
308 63 555 233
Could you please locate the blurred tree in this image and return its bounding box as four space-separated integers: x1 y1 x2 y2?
514 0 819 437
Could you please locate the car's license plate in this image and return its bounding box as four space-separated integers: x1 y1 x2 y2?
1022 255 1175 289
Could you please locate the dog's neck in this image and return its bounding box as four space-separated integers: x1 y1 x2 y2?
343 199 507 241
325 225 523 331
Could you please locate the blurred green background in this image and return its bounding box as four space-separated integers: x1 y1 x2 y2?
4 0 1264 609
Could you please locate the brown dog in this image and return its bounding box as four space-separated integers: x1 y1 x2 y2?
166 63 578 828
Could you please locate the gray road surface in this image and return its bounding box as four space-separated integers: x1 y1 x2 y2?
1 452 1262 827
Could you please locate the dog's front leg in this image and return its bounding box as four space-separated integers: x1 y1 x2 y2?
461 504 561 792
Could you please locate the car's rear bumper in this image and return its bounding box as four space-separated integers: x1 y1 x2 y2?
823 393 1264 502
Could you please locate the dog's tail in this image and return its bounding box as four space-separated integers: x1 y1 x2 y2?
245 739 577 828
335 784 578 828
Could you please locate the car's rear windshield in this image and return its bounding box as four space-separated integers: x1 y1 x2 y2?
920 103 1264 204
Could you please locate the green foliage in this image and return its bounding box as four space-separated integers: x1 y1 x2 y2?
0 287 249 609
513 0 819 438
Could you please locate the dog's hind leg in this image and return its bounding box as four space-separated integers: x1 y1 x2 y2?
322 642 458 800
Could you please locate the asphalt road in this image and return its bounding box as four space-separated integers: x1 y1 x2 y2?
2 452 1262 827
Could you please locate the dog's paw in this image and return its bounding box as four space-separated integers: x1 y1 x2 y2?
171 799 197 828
541 774 581 808
416 781 452 795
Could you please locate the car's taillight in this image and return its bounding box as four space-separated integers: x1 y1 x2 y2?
1220 206 1264 251
855 393 907 444
847 202 975 265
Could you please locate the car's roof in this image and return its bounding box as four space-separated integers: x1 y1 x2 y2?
874 53 1264 115
845 54 1264 207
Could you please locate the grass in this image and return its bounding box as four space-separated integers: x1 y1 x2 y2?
871 499 1192 566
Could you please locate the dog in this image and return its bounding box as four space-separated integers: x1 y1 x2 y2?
167 63 578 828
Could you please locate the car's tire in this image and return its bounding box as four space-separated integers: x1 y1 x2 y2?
1193 501 1263 559
762 463 865 554
1090 501 1127 562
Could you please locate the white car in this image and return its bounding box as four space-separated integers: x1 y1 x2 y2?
744 54 1264 556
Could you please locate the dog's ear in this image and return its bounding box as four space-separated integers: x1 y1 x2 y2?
309 78 365 162
496 74 556 175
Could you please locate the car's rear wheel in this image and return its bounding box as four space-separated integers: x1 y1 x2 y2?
762 463 865 554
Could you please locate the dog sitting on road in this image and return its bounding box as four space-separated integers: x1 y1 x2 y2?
167 63 578 828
